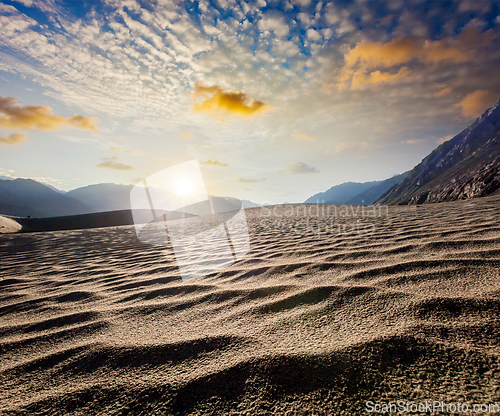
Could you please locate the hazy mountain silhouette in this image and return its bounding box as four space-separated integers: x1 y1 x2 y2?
378 99 500 205
1 178 264 220
66 183 134 213
304 181 381 204
346 172 410 205
0 179 91 218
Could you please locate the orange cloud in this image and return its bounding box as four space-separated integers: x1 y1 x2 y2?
351 67 410 89
199 159 228 167
336 32 482 90
0 132 27 145
180 130 192 139
454 90 498 120
192 83 273 118
0 96 99 131
434 87 453 97
291 133 316 142
422 40 471 64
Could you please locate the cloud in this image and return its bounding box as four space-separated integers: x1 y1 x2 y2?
180 130 192 138
110 146 132 154
336 34 476 90
434 87 453 97
335 142 373 153
291 133 316 142
237 176 266 183
454 90 498 119
306 29 322 42
192 83 273 118
200 159 228 167
257 11 289 37
401 138 428 145
283 162 318 174
0 96 99 131
290 0 311 6
96 160 135 171
0 132 27 145
351 67 410 89
130 177 144 184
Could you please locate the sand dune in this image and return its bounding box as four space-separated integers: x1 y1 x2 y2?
0 215 22 234
1 196 500 414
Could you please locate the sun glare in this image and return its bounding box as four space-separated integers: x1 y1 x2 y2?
173 178 194 196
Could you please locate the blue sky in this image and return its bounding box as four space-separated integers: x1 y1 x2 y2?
1 0 500 203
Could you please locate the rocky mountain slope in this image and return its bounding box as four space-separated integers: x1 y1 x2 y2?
346 172 409 205
378 99 500 205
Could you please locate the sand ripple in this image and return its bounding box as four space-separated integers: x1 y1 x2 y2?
1 196 500 414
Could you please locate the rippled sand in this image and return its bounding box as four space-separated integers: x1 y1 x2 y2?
1 197 500 415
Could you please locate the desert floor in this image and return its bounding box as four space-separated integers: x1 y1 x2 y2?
1 197 500 415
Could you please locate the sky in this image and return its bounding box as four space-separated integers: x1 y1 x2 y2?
0 0 500 204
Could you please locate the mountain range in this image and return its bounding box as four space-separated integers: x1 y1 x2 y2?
305 99 500 206
378 99 500 205
304 181 381 204
0 180 261 219
303 172 411 206
2 99 499 219
0 179 91 218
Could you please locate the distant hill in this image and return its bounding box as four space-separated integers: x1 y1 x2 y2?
346 172 410 205
0 179 91 218
0 176 268 220
304 181 381 204
378 99 500 205
66 183 134 213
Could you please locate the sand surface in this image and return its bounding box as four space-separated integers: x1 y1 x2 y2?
1 197 500 414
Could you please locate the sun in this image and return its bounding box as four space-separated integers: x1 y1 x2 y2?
172 178 195 196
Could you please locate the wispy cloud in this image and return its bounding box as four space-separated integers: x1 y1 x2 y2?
237 176 266 183
401 138 428 145
192 83 273 119
283 162 318 174
180 130 192 139
291 133 316 142
200 159 228 167
434 87 453 97
110 146 132 154
96 158 135 171
335 142 373 153
334 32 488 90
0 132 27 145
0 96 98 131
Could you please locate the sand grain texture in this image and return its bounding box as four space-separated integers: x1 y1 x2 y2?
1 197 500 415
